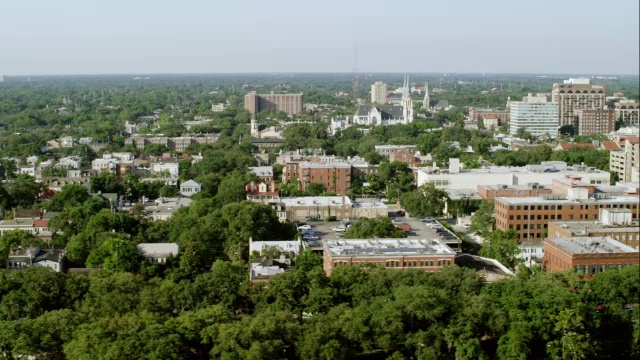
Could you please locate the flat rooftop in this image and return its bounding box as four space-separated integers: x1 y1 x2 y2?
298 161 351 169
325 238 456 257
550 221 639 235
546 236 638 255
497 195 639 205
479 184 551 190
445 189 483 200
352 201 388 209
419 163 608 175
280 196 352 207
248 166 274 177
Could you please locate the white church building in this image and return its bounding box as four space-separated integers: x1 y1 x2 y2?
330 76 414 135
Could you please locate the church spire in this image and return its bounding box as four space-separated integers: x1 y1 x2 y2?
423 81 430 110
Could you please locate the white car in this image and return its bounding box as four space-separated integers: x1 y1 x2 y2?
298 225 312 231
380 198 388 202
332 225 346 232
427 223 443 229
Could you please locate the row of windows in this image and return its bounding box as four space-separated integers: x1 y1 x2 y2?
333 259 452 268
508 203 638 211
574 263 632 274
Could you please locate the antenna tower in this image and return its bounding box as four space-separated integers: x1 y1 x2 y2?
352 41 359 101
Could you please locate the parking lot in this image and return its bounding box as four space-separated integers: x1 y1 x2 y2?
298 212 463 252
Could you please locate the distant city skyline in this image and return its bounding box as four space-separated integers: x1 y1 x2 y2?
1 0 638 76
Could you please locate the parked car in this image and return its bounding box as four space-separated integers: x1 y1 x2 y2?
391 218 405 224
332 225 346 232
380 198 388 202
427 223 443 229
298 225 312 231
463 224 471 229
301 230 315 236
303 235 319 241
420 217 435 222
396 210 406 216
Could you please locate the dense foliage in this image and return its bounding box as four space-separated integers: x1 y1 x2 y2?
0 264 637 359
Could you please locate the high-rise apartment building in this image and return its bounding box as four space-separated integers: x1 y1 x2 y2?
614 99 639 125
244 91 303 115
552 78 606 127
371 81 388 104
610 137 639 182
574 108 615 136
509 93 559 137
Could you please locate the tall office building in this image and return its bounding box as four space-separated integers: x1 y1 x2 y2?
244 91 304 115
370 81 388 104
552 78 606 127
509 94 559 137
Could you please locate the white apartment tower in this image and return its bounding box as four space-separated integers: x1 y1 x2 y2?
509 93 559 138
371 81 388 104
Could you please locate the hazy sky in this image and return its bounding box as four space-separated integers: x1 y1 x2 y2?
1 0 638 75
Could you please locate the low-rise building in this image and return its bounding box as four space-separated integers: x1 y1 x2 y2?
548 220 639 249
248 166 274 182
516 241 544 267
468 107 510 123
374 145 417 157
494 194 639 242
322 238 456 276
275 196 352 222
246 182 280 204
148 197 193 221
179 180 201 197
543 236 639 273
477 183 552 200
137 243 179 264
6 247 65 272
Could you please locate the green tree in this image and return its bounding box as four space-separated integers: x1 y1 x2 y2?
86 238 142 272
400 183 448 218
5 174 40 209
44 184 91 211
479 229 521 270
469 200 495 234
343 217 406 239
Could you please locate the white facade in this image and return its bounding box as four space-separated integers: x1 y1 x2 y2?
92 158 117 174
371 81 388 104
180 180 202 197
58 156 82 169
509 93 559 137
416 160 611 190
150 162 179 178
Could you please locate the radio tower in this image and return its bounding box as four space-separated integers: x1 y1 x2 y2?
352 41 359 102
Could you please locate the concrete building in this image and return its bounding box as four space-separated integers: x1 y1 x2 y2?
509 93 559 137
137 243 179 264
322 238 456 276
275 196 352 222
575 108 615 136
244 91 303 115
548 220 639 249
552 78 607 127
610 137 639 182
371 81 388 104
543 236 638 273
417 160 610 190
614 99 639 125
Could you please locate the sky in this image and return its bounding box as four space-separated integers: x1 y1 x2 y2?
0 0 638 75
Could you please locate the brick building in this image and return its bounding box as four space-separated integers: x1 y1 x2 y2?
574 108 615 136
322 238 456 276
244 91 304 115
495 195 639 241
477 183 552 200
543 236 638 273
614 99 639 125
548 221 639 249
282 161 352 194
468 107 510 123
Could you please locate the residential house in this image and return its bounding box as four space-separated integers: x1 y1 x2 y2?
6 247 65 272
180 180 202 197
137 243 179 264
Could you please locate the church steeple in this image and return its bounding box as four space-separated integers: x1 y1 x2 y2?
250 115 259 137
422 81 430 110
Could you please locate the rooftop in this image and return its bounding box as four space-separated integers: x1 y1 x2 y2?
419 161 607 176
324 238 455 257
137 243 179 257
280 196 352 207
550 220 640 235
479 184 551 190
248 166 274 177
496 195 639 205
445 189 483 200
546 236 638 255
